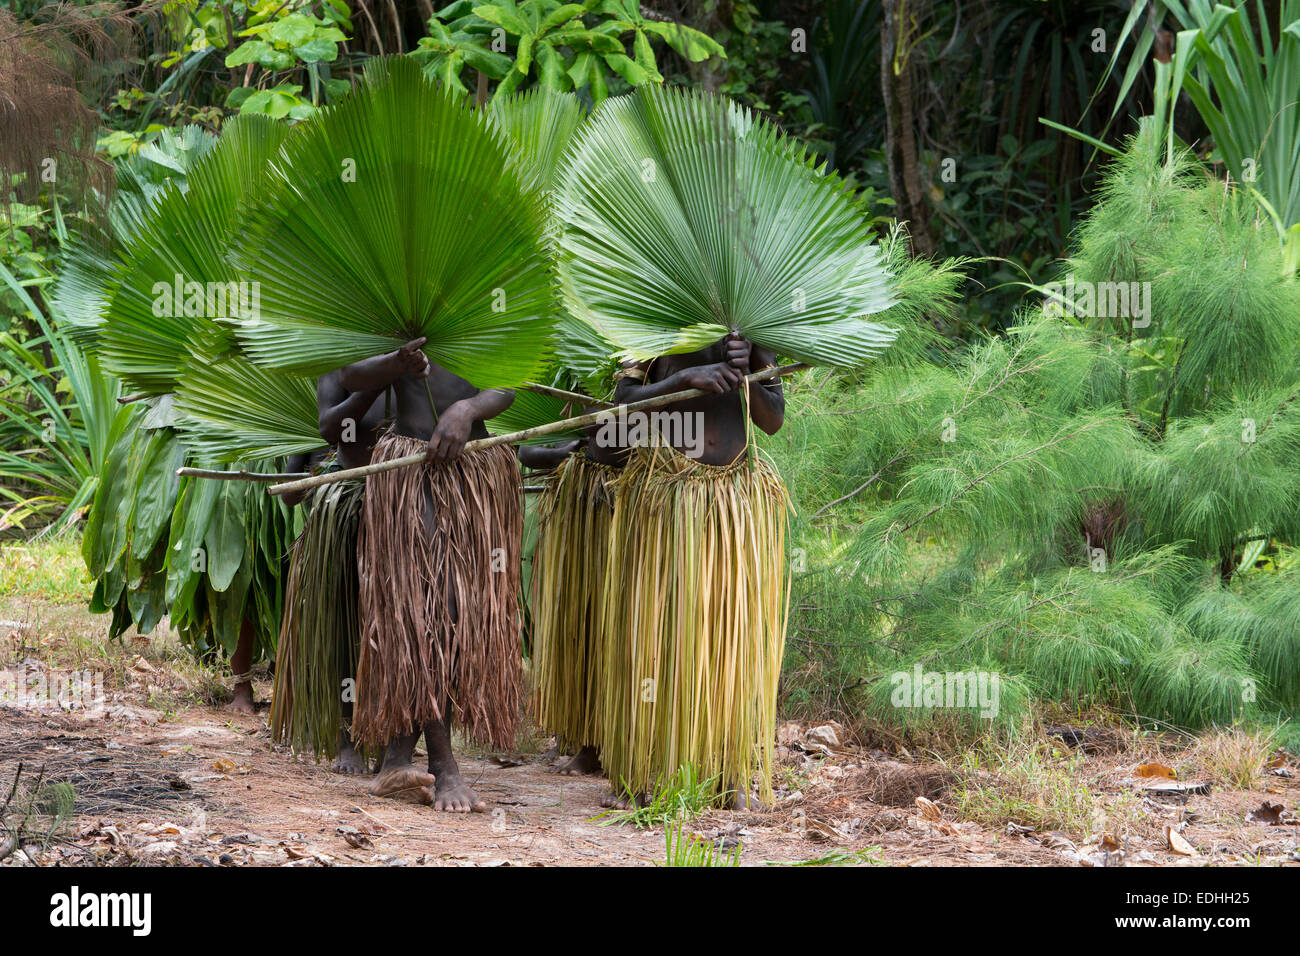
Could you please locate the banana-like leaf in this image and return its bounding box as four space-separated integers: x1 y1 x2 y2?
555 84 898 367
95 114 291 394
234 57 557 387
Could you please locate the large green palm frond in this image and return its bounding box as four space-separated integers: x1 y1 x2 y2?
487 87 588 193
94 115 291 394
53 125 220 350
234 56 556 387
487 89 617 396
173 327 324 463
555 84 897 367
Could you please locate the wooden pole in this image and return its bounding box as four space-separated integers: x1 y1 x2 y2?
269 363 808 496
521 382 616 409
177 467 311 482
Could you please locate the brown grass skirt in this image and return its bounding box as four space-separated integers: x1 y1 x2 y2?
530 454 620 749
353 435 523 749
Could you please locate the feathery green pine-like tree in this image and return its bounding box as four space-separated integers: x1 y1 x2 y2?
775 133 1300 743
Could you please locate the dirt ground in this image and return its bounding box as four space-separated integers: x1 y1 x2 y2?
2 598 1298 867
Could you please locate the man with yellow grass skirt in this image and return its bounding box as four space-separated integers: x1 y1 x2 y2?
528 422 626 778
532 333 790 809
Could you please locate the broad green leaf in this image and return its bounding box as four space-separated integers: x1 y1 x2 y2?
555 86 896 367
204 478 250 591
294 37 339 63
235 57 556 387
267 13 315 47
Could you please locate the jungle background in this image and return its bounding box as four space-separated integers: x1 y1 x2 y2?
2 0 1300 866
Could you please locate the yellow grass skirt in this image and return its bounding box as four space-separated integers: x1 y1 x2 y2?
531 453 621 749
354 434 523 750
599 445 790 804
271 478 364 761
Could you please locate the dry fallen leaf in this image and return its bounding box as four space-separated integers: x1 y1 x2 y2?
1165 825 1199 857
1245 800 1294 826
914 796 943 823
1135 762 1176 779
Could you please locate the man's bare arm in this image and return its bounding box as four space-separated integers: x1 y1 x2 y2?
613 360 743 404
743 344 785 435
518 439 582 471
317 372 383 444
426 388 516 463
337 336 430 392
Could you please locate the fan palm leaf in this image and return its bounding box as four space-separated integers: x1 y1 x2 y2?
94 114 291 394
173 327 324 463
486 88 620 396
554 84 897 367
487 86 588 193
233 56 557 388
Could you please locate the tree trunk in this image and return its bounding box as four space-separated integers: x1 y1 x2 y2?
880 0 934 256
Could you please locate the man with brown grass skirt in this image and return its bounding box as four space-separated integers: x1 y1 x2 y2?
338 342 522 813
270 338 429 774
600 333 789 810
527 418 627 778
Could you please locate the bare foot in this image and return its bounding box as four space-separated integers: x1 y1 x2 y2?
369 764 435 804
227 681 255 715
332 742 367 775
431 774 486 813
558 745 602 776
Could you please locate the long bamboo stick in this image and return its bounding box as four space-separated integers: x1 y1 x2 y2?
521 382 616 409
269 363 808 496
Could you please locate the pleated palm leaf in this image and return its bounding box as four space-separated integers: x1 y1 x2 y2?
487 86 587 194
234 56 556 388
173 327 324 463
93 114 291 394
555 85 898 366
486 88 621 398
53 125 220 349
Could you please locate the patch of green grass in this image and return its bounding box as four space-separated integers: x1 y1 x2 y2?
594 763 723 829
763 847 884 866
0 535 91 603
662 820 741 867
952 740 1139 839
1183 725 1279 790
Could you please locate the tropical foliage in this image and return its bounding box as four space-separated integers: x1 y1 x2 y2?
775 134 1300 740
555 84 896 367
234 57 557 388
413 0 724 104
